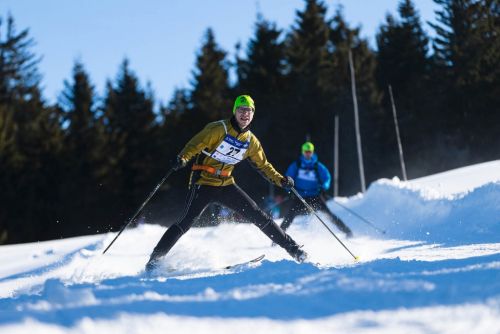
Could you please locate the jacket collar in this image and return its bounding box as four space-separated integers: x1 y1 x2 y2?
230 116 251 134
299 153 318 168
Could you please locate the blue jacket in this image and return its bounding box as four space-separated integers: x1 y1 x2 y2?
285 153 331 198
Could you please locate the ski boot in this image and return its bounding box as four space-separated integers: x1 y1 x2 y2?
145 251 162 275
286 244 309 263
345 229 353 239
145 260 159 275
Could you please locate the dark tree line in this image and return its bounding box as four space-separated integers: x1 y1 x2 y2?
1 0 499 245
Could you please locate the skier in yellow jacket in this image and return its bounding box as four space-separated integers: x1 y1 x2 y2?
145 95 307 273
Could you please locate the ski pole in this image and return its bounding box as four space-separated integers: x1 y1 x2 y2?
102 168 174 255
324 194 386 234
291 188 359 261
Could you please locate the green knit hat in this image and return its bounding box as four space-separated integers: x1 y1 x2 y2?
233 95 255 114
302 142 314 153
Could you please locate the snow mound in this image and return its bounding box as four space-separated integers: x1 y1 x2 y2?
331 178 500 244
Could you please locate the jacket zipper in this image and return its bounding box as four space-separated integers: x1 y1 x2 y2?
219 123 245 186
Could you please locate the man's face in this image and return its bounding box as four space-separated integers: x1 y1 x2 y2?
303 151 313 160
235 106 254 129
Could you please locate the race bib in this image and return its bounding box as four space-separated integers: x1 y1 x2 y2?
210 134 249 165
297 168 318 182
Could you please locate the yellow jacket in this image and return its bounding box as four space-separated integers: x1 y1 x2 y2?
179 117 284 187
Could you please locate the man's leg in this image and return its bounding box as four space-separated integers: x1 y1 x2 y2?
146 185 214 270
279 197 302 232
218 184 307 262
315 195 353 237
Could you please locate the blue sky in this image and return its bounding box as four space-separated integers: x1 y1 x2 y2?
2 0 441 106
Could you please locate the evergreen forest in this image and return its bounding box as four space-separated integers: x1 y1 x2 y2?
1 0 499 245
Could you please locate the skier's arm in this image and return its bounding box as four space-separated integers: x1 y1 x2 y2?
285 161 298 179
178 122 225 162
282 162 299 190
318 162 331 191
246 138 284 185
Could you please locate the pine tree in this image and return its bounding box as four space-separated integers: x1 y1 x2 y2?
283 0 333 168
57 61 113 236
189 28 232 127
0 105 19 170
288 0 330 80
0 14 65 243
430 0 500 156
155 88 194 223
235 14 287 170
375 0 435 178
237 14 286 97
376 0 429 97
328 8 384 194
102 59 160 215
329 8 380 106
0 15 42 106
0 104 18 243
61 62 95 138
59 61 97 181
161 88 192 154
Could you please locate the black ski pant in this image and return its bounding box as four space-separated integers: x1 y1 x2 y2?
280 195 352 235
149 183 298 262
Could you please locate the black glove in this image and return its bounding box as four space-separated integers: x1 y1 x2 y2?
280 176 294 188
170 155 186 170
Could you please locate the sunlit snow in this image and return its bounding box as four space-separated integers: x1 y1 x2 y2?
1 160 500 333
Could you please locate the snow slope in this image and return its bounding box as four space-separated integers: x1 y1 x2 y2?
1 160 500 333
409 159 500 196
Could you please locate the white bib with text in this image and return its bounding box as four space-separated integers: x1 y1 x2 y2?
297 168 318 182
202 121 251 165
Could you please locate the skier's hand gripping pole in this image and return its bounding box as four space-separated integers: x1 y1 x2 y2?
102 168 174 255
291 187 359 261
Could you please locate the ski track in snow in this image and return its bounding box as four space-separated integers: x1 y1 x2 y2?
1 160 500 333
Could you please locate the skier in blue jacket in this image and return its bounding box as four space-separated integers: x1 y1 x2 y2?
280 142 353 237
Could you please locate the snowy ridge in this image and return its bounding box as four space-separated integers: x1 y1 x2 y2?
1 161 500 333
338 177 500 244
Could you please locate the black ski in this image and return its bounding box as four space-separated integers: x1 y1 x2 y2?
161 254 266 275
224 254 265 269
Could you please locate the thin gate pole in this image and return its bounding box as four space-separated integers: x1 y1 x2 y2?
349 49 366 193
334 114 339 197
388 84 407 181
